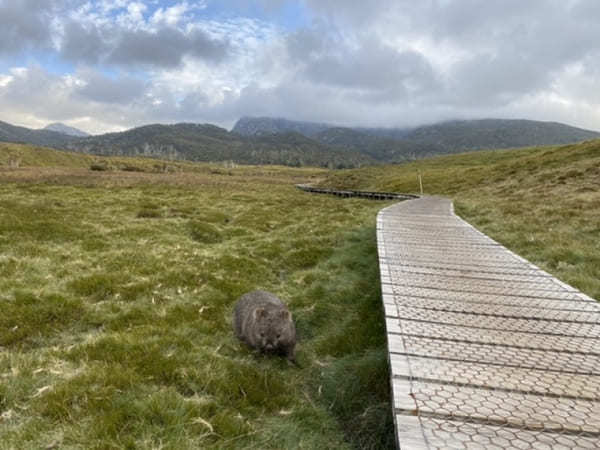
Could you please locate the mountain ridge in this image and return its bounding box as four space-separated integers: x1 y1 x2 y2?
1 116 599 168
233 116 600 162
234 116 600 152
0 120 79 148
60 122 372 168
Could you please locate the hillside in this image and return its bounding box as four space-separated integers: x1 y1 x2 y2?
233 116 331 137
62 123 372 168
314 127 443 162
319 139 600 300
233 116 600 159
0 120 78 148
0 142 95 168
403 119 600 152
0 141 220 174
0 120 372 169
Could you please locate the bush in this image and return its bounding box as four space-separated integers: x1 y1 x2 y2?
121 165 145 172
90 163 110 171
136 208 161 218
188 221 222 244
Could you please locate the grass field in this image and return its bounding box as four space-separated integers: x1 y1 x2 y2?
1 138 598 449
320 139 600 301
0 146 395 449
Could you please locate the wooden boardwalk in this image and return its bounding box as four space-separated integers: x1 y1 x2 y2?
377 196 600 449
296 184 418 201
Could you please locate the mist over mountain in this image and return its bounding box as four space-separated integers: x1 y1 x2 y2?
233 117 600 156
232 116 331 137
43 123 90 138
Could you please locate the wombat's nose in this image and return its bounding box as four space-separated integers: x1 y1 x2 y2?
265 343 274 350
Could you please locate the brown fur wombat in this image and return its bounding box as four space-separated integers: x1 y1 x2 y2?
233 290 296 363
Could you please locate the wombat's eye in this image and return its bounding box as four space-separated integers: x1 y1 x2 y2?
260 333 265 338
276 334 281 339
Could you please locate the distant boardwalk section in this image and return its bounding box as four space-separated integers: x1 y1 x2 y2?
296 184 418 201
377 196 600 449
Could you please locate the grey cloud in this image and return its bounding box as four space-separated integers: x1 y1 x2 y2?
0 0 55 54
60 21 109 65
1 66 56 103
0 0 232 69
286 28 326 60
75 70 147 104
303 0 391 27
308 47 436 97
301 0 600 76
286 30 440 102
300 0 600 115
59 22 230 69
8 0 600 134
432 2 600 108
0 66 78 120
107 27 230 68
427 0 542 41
444 52 550 108
179 91 210 114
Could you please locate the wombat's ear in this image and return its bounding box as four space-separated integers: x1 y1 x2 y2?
254 308 267 319
279 310 290 320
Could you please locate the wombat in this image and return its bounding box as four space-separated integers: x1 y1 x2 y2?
233 290 296 363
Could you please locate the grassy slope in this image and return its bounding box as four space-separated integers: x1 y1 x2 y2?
0 142 94 168
320 139 600 300
0 146 395 449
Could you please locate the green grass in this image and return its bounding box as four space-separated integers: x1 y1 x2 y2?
0 148 394 449
319 139 600 300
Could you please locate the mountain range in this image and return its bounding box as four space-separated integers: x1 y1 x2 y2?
233 117 600 158
1 116 599 168
60 123 369 168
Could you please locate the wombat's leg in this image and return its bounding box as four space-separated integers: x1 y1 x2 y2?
286 345 296 363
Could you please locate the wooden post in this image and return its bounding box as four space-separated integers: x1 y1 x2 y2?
418 170 423 195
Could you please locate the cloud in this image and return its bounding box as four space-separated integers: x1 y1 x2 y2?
60 21 109 65
107 27 229 67
0 65 150 132
286 30 440 103
0 0 55 54
74 69 148 104
58 4 229 69
150 1 202 26
3 0 600 134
